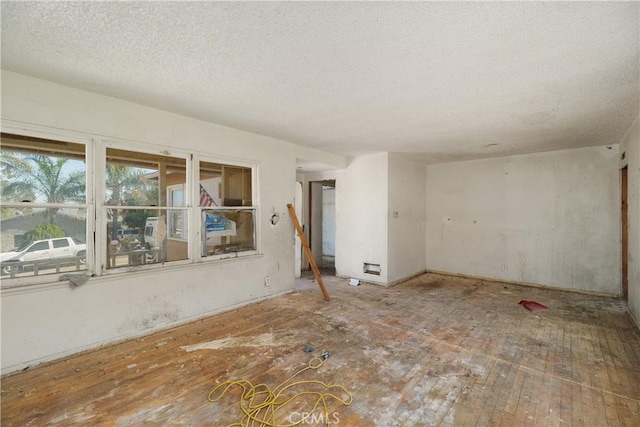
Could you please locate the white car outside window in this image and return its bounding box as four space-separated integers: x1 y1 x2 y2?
22 240 51 262
1 237 87 276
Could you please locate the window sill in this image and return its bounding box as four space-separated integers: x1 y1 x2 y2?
1 253 265 296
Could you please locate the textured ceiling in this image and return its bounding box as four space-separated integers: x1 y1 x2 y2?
2 1 639 164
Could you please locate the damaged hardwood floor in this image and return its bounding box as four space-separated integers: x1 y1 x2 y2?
2 273 640 426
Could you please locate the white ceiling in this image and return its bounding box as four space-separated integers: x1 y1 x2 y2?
2 1 638 164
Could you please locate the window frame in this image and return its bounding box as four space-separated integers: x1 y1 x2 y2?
52 239 70 249
0 122 94 288
0 122 262 288
28 241 50 252
193 154 260 263
99 139 192 274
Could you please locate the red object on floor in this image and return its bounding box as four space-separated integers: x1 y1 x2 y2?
518 300 548 311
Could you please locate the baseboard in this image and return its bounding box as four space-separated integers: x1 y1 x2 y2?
387 270 428 287
627 309 640 331
334 274 387 287
335 270 428 288
425 269 619 298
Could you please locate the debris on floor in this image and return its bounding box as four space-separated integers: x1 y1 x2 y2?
518 300 548 311
59 273 90 287
349 278 360 286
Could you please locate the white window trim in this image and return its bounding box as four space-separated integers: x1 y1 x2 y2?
0 121 94 288
193 154 260 264
1 121 263 287
99 138 192 273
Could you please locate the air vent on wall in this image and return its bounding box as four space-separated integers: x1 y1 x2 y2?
363 263 381 276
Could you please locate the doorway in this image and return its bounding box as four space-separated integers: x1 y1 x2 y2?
308 179 336 275
622 166 628 300
294 182 303 279
321 182 336 271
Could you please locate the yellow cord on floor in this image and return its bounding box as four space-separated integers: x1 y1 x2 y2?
208 356 353 427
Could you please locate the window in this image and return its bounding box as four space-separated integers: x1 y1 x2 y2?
105 147 188 269
1 133 88 281
199 161 256 258
28 241 50 252
168 186 187 241
53 239 70 248
1 130 259 285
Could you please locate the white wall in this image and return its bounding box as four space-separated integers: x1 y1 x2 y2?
387 153 427 283
335 153 389 284
0 71 347 373
322 187 336 258
620 114 640 324
426 146 621 294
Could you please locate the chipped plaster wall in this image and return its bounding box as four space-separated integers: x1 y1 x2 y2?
426 146 620 294
619 114 640 325
0 71 346 373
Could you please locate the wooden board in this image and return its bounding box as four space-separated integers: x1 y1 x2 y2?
287 203 330 301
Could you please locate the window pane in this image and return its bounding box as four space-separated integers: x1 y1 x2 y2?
105 148 187 269
1 134 86 204
29 242 49 252
0 208 87 279
199 162 222 207
202 209 255 256
199 161 252 207
52 239 70 248
170 188 183 206
107 208 188 269
169 209 187 240
222 166 252 206
105 148 186 207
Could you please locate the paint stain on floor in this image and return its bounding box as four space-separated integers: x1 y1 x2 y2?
180 333 288 352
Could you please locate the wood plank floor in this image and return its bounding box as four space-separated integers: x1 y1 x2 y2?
2 273 640 426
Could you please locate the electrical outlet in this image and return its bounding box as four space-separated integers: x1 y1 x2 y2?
264 276 271 287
